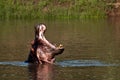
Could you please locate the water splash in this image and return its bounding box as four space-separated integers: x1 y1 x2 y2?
57 60 118 67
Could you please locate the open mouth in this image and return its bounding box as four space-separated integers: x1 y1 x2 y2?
36 24 64 50
26 24 64 64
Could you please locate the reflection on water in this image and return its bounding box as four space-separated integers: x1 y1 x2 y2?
28 63 54 80
0 18 120 80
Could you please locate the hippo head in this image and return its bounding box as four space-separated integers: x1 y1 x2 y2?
31 24 64 64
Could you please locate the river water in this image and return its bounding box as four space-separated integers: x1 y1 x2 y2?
0 18 120 80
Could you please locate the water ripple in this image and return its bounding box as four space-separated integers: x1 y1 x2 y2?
57 60 118 67
0 60 118 67
0 61 28 67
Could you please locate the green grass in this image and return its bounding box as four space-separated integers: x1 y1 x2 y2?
0 0 109 20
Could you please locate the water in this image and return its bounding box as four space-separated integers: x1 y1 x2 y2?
57 60 118 67
0 18 120 80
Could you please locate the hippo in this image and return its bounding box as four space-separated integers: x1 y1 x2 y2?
26 24 64 64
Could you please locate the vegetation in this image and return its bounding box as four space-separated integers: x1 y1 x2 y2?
0 0 114 20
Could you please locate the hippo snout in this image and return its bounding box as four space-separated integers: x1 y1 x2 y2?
52 44 64 56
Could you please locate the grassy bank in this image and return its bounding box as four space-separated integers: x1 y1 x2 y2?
0 0 109 20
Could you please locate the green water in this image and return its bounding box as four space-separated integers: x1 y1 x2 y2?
0 19 120 80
